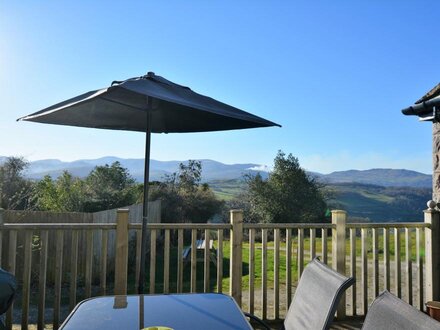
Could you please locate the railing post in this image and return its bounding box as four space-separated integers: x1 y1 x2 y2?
6 214 17 330
425 206 440 303
332 210 347 319
230 209 243 306
114 209 129 295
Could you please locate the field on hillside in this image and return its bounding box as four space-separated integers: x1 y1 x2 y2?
209 179 247 201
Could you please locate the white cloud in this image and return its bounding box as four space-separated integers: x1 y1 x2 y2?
247 165 272 172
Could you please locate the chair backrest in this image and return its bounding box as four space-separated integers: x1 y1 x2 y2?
362 291 440 330
0 268 17 315
284 258 354 330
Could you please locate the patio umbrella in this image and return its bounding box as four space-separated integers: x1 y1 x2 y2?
17 71 280 293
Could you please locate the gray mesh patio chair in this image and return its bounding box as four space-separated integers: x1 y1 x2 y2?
362 291 440 330
246 258 355 330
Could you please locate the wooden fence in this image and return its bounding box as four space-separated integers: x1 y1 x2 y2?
1 202 160 284
1 208 439 330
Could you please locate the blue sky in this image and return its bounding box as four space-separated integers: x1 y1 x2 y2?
1 1 439 174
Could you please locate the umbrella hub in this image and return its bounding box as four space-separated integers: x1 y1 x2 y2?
111 72 155 86
111 76 140 86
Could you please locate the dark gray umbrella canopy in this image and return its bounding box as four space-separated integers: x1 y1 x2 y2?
18 72 280 132
18 71 280 293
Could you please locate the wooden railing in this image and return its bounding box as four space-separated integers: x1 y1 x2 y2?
346 222 429 315
0 222 118 330
241 222 334 320
1 208 439 329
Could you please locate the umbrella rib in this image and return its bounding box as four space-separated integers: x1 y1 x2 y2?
99 96 148 112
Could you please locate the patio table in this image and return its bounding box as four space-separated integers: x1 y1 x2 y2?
59 293 252 330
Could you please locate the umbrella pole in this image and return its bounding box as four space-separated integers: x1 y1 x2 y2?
138 101 152 294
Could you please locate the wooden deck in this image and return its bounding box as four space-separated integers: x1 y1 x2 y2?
330 317 364 330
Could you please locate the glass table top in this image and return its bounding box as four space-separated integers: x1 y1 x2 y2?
60 293 252 330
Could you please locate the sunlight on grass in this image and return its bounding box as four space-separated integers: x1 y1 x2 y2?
135 228 424 297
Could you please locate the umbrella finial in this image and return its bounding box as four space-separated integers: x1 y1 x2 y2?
147 71 155 77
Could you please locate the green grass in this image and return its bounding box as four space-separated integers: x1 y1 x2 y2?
358 190 394 203
348 229 425 261
127 228 423 296
209 179 246 201
212 190 236 201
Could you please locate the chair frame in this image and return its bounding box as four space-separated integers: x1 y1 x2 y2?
245 258 355 330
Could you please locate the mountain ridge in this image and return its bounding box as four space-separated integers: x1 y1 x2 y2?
0 156 432 188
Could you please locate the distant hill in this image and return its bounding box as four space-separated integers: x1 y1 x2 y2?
0 156 432 221
4 156 269 182
320 169 431 188
208 180 431 222
325 183 430 222
188 168 432 222
0 156 431 188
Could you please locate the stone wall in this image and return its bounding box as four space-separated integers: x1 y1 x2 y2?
433 123 440 202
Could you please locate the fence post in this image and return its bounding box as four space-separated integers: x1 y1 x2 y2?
114 209 129 295
332 210 347 319
425 206 440 303
230 209 243 306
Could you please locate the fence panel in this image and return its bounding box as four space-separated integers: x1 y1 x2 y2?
241 222 334 321
0 223 117 330
347 222 429 316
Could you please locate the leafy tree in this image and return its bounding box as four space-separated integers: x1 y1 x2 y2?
244 151 327 223
150 160 223 223
33 175 58 211
0 157 33 210
32 162 141 212
33 172 86 211
83 161 141 212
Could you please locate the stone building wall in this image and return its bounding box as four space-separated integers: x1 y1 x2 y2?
433 122 440 202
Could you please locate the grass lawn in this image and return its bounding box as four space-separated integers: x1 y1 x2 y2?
125 228 423 295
